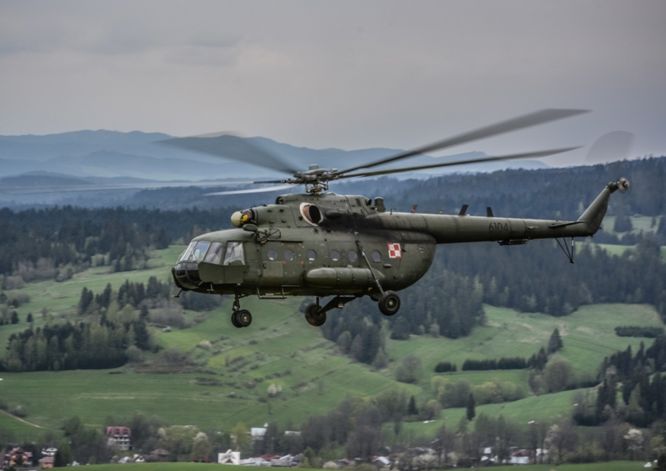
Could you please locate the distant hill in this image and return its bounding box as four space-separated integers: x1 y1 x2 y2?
0 130 548 182
0 171 91 189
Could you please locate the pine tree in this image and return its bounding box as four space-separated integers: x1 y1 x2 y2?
466 393 476 421
548 328 564 354
408 396 419 416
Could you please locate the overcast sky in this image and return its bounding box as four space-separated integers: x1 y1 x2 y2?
1 0 664 165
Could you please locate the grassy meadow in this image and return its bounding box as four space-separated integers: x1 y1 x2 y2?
0 241 664 443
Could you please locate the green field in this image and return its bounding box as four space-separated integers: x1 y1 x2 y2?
0 245 184 355
0 409 44 441
601 215 660 235
386 303 662 378
0 244 663 442
395 388 582 439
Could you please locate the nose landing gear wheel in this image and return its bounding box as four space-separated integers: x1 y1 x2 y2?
231 309 252 328
378 291 400 316
305 303 327 327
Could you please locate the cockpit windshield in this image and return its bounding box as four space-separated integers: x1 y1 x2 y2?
179 240 211 263
179 241 196 262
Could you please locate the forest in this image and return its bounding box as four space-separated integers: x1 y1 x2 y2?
1 157 666 372
1 157 666 468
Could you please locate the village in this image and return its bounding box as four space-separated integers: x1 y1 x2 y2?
3 422 551 470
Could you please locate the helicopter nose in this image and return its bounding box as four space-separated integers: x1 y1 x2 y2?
172 261 201 290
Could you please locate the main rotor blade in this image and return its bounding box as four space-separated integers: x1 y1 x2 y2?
336 109 588 175
0 179 255 195
160 134 300 175
335 147 580 179
205 184 294 196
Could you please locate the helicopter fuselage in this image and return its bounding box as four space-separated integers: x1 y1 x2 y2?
172 180 622 302
172 193 437 298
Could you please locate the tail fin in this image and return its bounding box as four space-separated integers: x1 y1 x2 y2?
577 178 630 234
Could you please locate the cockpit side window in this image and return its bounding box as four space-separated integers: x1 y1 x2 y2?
223 241 245 266
204 242 224 264
192 241 210 262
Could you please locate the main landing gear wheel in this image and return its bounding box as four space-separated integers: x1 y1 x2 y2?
305 303 327 327
378 291 401 316
231 309 252 328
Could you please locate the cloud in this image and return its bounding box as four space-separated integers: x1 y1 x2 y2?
0 0 664 161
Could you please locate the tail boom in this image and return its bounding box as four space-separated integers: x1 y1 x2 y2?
370 179 629 244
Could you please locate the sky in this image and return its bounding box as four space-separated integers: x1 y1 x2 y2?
1 0 665 165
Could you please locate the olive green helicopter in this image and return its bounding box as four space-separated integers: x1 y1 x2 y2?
167 109 629 328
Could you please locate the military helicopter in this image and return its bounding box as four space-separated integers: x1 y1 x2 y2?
168 109 629 328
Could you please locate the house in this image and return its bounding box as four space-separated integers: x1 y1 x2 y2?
41 447 58 457
373 456 391 469
147 448 170 462
271 454 298 467
240 456 272 466
218 449 241 465
251 427 267 442
106 426 131 451
3 447 33 468
509 449 530 465
480 446 497 465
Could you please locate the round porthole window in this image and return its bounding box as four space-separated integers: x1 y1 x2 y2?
267 249 278 261
371 250 382 263
307 250 317 262
330 249 341 262
347 250 358 263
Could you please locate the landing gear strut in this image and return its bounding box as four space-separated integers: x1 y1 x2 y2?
353 235 401 317
231 294 252 328
304 295 356 327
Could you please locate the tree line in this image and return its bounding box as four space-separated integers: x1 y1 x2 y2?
437 237 666 320
1 317 152 371
574 334 666 427
320 270 485 366
615 326 664 338
0 206 235 283
1 278 223 373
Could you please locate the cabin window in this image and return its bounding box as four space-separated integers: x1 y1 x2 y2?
370 250 382 263
330 249 341 262
306 249 317 262
284 249 296 262
267 249 278 261
223 241 245 265
347 250 358 263
204 242 223 264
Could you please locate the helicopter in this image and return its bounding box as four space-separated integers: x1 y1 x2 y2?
168 109 629 328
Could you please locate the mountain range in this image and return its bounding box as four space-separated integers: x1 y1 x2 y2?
0 130 548 182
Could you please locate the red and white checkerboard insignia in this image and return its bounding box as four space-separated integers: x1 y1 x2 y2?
387 242 402 259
